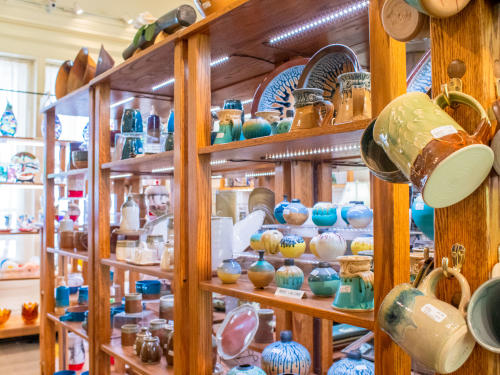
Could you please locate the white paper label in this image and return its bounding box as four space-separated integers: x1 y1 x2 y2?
339 285 351 293
275 288 305 299
355 365 368 371
421 303 447 323
216 132 224 138
430 125 458 139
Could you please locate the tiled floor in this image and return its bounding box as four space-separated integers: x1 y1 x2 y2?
0 337 40 375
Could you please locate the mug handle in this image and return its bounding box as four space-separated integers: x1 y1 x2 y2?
314 100 334 127
434 91 492 144
417 267 471 316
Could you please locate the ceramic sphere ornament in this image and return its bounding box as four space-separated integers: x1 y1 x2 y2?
274 195 290 224
312 232 346 261
312 202 337 226
350 234 374 255
261 229 283 255
346 202 373 228
248 250 275 289
217 259 242 284
327 350 374 375
242 118 272 139
262 330 311 375
278 235 306 258
308 262 340 297
283 199 309 225
250 230 264 251
275 259 304 290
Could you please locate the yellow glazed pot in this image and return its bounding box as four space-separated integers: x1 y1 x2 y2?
373 91 493 208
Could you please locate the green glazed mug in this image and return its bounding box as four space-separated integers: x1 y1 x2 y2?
373 91 493 208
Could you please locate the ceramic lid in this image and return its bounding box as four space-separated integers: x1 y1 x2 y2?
216 304 259 360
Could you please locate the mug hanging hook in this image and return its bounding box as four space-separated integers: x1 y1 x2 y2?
442 257 450 278
451 243 466 273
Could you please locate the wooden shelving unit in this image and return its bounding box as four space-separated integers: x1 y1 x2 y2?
40 0 500 374
0 315 39 339
0 272 39 281
46 312 88 340
46 247 89 262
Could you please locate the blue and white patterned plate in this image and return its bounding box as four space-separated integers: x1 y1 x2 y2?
407 50 431 93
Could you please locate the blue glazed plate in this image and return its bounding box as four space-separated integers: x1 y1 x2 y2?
251 59 309 119
407 50 431 94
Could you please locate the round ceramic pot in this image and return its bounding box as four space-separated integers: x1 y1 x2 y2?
283 199 309 225
278 235 306 258
374 91 493 208
290 88 333 131
276 111 293 134
274 195 290 224
311 232 346 261
312 202 337 226
340 201 357 225
217 259 242 284
308 262 340 297
333 256 374 312
248 250 275 289
345 202 372 228
256 110 281 135
350 234 374 255
411 194 434 240
243 118 272 139
140 336 162 364
276 259 304 290
134 327 152 356
227 364 266 375
121 108 143 133
250 230 265 251
261 229 284 255
262 330 311 375
327 350 374 375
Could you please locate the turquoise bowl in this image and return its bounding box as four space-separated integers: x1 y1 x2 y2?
411 194 434 240
275 259 304 290
242 118 272 139
308 262 340 297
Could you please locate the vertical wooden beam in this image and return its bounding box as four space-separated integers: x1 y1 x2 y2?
316 162 332 202
369 0 411 374
431 2 500 374
41 108 56 375
187 32 213 375
318 319 333 375
274 162 291 205
173 38 190 375
291 161 314 206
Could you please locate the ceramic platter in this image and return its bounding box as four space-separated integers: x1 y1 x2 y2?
407 50 431 94
297 44 361 102
251 58 309 119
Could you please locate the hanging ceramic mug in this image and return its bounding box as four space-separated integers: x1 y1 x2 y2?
403 0 472 18
378 267 475 374
373 91 493 208
290 88 334 131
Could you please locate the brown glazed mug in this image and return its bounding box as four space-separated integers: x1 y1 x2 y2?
290 88 334 131
73 231 88 251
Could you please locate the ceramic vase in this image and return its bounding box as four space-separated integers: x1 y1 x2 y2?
311 232 346 261
256 110 281 135
276 110 294 134
248 250 275 289
308 262 340 297
242 118 272 139
312 202 337 226
276 259 304 290
21 302 38 324
121 108 143 133
262 330 311 375
223 99 245 134
227 365 266 375
411 194 434 240
350 234 374 255
346 202 373 228
340 201 356 225
217 259 242 284
261 229 283 255
214 109 242 144
250 230 265 251
278 235 306 258
0 308 11 325
327 350 374 375
274 195 290 224
283 199 309 225
120 195 140 231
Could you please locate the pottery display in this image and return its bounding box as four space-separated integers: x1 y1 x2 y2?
0 308 11 325
350 234 374 255
95 45 115 76
144 183 169 218
55 60 73 99
140 336 162 363
274 195 290 224
278 235 306 258
262 330 311 375
149 318 168 350
327 350 374 375
255 309 274 344
120 195 140 231
55 277 70 314
59 306 88 322
217 258 242 284
125 293 143 314
410 252 425 281
379 267 475 373
275 259 304 290
311 232 346 261
223 99 245 136
404 0 471 18
340 202 356 225
261 229 283 255
374 91 493 208
10 152 39 182
255 110 281 134
159 295 174 321
381 0 430 42
276 110 294 134
77 285 88 305
21 302 38 324
242 118 272 139
312 202 337 226
290 88 333 131
121 323 140 347
248 250 275 289
67 47 96 93
251 59 308 118
134 327 152 356
71 150 88 169
249 230 264 251
346 202 372 228
247 187 276 225
411 194 434 240
282 199 309 225
308 262 340 297
214 109 242 144
121 108 143 133
164 110 175 151
0 101 17 136
227 365 266 375
332 256 374 311
136 280 161 300
335 72 371 124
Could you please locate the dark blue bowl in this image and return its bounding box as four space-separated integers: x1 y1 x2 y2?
136 280 161 298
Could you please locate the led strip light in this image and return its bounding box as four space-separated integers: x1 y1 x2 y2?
210 159 227 166
265 143 360 160
152 167 174 173
245 171 276 178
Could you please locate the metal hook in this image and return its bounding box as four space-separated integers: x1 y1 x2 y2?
451 243 466 272
441 84 452 108
442 257 450 278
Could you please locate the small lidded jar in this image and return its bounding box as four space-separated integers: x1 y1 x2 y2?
159 295 174 321
140 336 162 363
121 324 140 347
134 327 151 356
125 293 143 314
149 318 168 350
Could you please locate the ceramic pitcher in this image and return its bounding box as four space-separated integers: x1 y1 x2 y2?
214 109 242 144
373 91 493 208
378 267 475 374
335 72 371 124
290 88 333 131
332 255 373 311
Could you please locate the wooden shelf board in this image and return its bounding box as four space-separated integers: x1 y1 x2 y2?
48 169 88 179
0 272 39 281
102 339 173 375
101 151 174 174
41 84 90 116
47 312 88 341
0 315 39 339
0 135 45 147
200 277 374 330
0 182 44 189
0 230 40 236
101 254 173 280
46 247 89 262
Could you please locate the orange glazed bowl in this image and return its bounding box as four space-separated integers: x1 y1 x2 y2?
0 308 11 325
21 302 38 324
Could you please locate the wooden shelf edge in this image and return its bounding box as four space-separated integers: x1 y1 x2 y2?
0 272 40 281
47 312 88 340
0 315 39 339
48 168 88 179
41 84 90 114
46 247 89 262
101 151 175 174
101 256 173 280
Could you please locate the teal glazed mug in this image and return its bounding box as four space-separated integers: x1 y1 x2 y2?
332 255 374 311
373 91 493 208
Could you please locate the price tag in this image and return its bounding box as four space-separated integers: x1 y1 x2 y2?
421 303 447 323
339 285 351 293
275 288 305 299
430 125 458 139
216 133 224 138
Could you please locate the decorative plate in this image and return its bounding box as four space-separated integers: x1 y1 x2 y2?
297 44 361 102
251 59 309 119
407 50 431 94
10 152 40 182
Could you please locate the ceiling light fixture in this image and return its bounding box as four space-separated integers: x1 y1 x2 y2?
210 56 229 67
152 166 174 173
245 171 275 178
110 97 134 108
269 0 369 44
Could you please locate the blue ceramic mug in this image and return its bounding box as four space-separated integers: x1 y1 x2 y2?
55 285 70 308
59 306 88 322
77 285 88 305
136 280 161 299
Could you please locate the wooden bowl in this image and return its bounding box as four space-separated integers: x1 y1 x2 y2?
67 48 96 93
95 45 114 76
55 60 73 99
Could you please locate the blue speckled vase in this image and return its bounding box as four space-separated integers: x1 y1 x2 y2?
346 202 373 228
227 364 266 375
275 259 304 290
121 108 143 133
262 330 311 375
312 202 337 226
327 350 374 375
308 262 340 297
274 195 290 224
